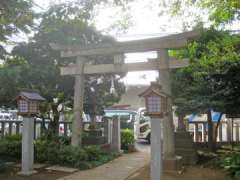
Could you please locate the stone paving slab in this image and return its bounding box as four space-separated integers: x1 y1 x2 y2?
46 165 78 173
15 163 48 169
58 152 150 180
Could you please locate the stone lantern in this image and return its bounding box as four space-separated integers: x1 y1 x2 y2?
139 82 167 180
139 82 167 118
16 90 45 175
16 90 45 116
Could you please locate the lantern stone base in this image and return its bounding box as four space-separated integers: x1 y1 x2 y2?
163 156 183 173
18 170 37 176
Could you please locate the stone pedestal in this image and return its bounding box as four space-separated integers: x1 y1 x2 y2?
19 117 37 175
150 118 163 180
163 156 183 172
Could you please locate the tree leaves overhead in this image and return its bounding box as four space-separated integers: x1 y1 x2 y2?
1 1 126 116
172 29 240 116
0 0 34 57
169 0 240 28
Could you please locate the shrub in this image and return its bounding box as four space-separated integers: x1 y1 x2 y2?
0 159 6 172
0 138 21 160
219 153 240 179
84 146 101 161
121 129 134 150
0 135 118 170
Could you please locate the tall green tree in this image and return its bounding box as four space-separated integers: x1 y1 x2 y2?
169 0 240 28
172 29 240 151
0 2 125 139
0 0 34 58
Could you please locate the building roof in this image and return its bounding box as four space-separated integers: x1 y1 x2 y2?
19 91 45 101
138 82 167 97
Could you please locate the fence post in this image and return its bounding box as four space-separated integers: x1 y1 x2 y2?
64 122 68 137
201 123 206 142
1 122 5 138
236 124 239 142
8 122 12 136
227 120 232 142
16 122 20 135
194 123 198 142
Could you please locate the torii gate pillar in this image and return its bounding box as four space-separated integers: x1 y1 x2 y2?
71 56 86 147
157 49 182 171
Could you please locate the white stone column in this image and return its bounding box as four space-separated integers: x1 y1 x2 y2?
19 117 36 175
157 49 175 159
71 56 86 147
201 123 205 142
151 117 163 180
111 116 121 152
194 123 198 142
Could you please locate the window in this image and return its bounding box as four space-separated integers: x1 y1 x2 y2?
147 96 161 113
29 101 37 113
19 100 28 113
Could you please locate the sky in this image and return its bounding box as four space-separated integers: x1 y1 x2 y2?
32 0 239 86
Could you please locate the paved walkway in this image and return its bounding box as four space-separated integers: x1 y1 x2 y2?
58 152 150 180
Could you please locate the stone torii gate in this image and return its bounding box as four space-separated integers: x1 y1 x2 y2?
51 30 199 170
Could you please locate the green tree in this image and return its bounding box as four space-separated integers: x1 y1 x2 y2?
1 2 125 140
172 29 240 151
0 0 34 58
169 0 240 27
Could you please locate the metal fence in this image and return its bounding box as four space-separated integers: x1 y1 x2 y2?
188 121 240 144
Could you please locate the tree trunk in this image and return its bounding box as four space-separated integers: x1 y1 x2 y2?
177 113 186 131
212 113 223 151
207 109 214 151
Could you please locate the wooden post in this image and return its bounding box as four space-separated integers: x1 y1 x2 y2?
71 56 86 147
157 49 176 159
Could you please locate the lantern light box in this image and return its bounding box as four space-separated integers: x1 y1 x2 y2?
139 82 168 117
16 90 45 116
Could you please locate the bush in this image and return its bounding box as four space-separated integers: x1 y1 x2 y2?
0 137 21 160
219 153 240 179
0 159 6 172
0 135 118 169
121 129 134 151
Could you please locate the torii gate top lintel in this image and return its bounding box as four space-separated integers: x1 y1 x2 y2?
50 30 200 58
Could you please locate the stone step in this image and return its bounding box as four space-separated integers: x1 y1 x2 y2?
175 140 195 148
181 154 198 165
174 132 193 139
174 131 198 165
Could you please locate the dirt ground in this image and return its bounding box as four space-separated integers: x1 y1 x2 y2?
127 165 230 180
0 166 70 180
